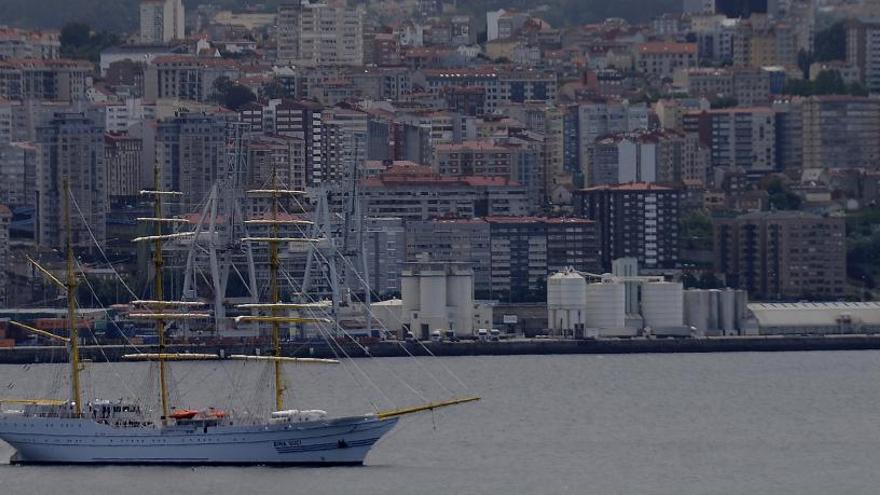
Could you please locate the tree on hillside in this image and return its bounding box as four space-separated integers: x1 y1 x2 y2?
680 211 714 251
211 77 257 111
766 178 801 211
813 70 847 95
60 22 91 48
60 22 120 62
784 71 868 96
814 21 846 62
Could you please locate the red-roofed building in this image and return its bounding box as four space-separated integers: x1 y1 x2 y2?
0 27 60 60
0 58 92 102
575 182 681 270
634 42 697 79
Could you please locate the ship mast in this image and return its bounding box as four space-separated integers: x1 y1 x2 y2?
9 180 85 414
129 167 211 424
240 176 334 412
269 170 283 411
151 165 170 425
63 179 82 416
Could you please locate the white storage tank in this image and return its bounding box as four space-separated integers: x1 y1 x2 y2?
684 289 710 335
641 282 684 328
419 272 447 319
401 274 420 315
585 281 625 329
734 289 749 329
447 269 475 335
719 288 736 334
547 269 587 332
707 289 721 333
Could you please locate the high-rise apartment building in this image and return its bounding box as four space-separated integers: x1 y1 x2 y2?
276 3 301 65
406 217 600 301
0 141 36 208
713 211 846 300
246 135 307 192
574 183 681 271
577 99 649 184
0 59 92 102
360 163 529 221
485 217 600 301
36 112 107 249
241 99 325 185
847 20 880 94
683 107 776 175
105 132 142 199
144 56 240 102
801 95 880 170
140 0 185 43
499 102 568 194
320 107 368 183
772 98 803 174
276 1 365 67
155 112 229 210
588 130 708 186
364 217 406 297
732 21 797 70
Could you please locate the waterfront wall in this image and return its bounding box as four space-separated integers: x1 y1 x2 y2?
4 336 880 364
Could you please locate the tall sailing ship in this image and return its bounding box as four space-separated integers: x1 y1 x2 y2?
0 172 477 465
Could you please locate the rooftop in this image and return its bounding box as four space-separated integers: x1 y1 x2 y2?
636 42 697 55
749 302 880 327
0 58 92 69
581 182 677 192
362 163 520 188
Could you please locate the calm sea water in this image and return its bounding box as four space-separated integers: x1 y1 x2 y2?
1 352 880 494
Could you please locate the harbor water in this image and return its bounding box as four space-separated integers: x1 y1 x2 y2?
2 352 880 494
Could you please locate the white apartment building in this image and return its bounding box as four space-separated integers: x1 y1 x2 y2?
276 1 364 67
140 0 185 43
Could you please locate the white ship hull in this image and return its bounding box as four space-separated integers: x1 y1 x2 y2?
0 414 398 465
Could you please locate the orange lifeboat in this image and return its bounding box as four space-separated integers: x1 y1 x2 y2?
170 409 199 420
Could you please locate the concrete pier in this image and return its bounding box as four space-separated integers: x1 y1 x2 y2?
4 335 880 364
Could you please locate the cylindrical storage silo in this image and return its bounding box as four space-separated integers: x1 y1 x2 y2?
401 274 420 315
719 289 736 334
446 270 474 335
707 289 721 334
734 290 748 329
698 290 712 334
684 289 709 334
419 272 447 319
586 282 625 328
548 270 587 333
547 274 563 311
641 282 684 328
